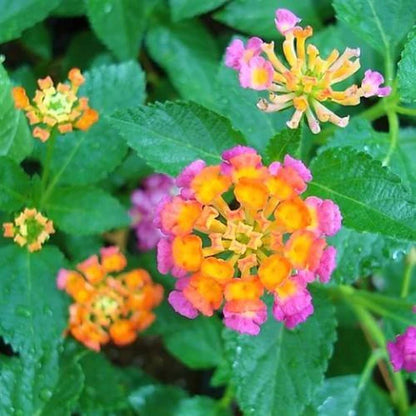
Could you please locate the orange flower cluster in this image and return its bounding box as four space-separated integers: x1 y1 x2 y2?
157 146 341 335
12 68 98 142
3 208 55 252
57 247 163 351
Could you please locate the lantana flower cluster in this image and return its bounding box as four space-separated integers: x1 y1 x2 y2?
388 327 416 372
3 208 55 252
156 146 342 335
225 9 391 133
130 173 175 251
12 68 99 142
57 247 163 351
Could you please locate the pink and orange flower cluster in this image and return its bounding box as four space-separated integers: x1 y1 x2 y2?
155 146 342 335
57 247 163 351
12 68 98 142
3 208 55 252
225 8 391 134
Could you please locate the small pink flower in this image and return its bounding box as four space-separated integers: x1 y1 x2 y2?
387 327 416 372
295 270 315 285
57 268 69 289
176 159 206 196
130 173 175 251
283 155 312 182
239 57 274 90
156 238 187 278
361 70 392 98
275 9 301 35
316 246 337 283
305 197 342 236
268 161 282 175
225 37 264 71
168 288 199 319
223 299 268 335
221 145 260 175
273 285 313 328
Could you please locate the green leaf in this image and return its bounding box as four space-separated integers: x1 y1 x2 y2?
398 29 416 103
77 353 138 414
110 101 243 176
0 349 83 416
308 148 416 241
329 227 409 284
0 63 33 163
214 0 321 39
45 187 129 235
146 18 219 105
0 246 67 355
48 118 128 186
333 0 416 55
129 385 188 416
79 61 146 113
0 157 31 212
85 0 150 60
174 397 231 416
52 0 85 16
21 23 52 60
151 301 224 369
169 0 227 21
264 128 301 163
224 289 336 416
320 119 416 195
0 0 62 43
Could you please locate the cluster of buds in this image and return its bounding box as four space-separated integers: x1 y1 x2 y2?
57 247 163 351
225 9 391 133
3 208 55 252
388 327 416 372
12 68 99 142
130 173 175 251
155 146 342 335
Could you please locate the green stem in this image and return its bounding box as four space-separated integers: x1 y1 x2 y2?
383 108 399 166
401 261 414 299
351 305 409 415
40 130 57 204
218 384 234 409
358 349 386 392
396 106 416 116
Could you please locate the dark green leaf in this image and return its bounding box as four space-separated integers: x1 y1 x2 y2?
45 187 129 235
308 148 416 241
0 157 31 212
0 246 67 355
264 128 301 163
398 28 416 103
214 0 321 39
151 301 224 369
0 63 32 163
21 23 52 60
333 0 416 55
225 289 336 416
85 0 150 60
169 0 227 21
110 101 243 176
0 0 62 43
146 18 219 105
52 0 85 16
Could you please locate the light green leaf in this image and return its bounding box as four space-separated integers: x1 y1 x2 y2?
85 0 150 60
333 0 416 55
320 119 416 195
0 245 68 355
398 29 416 103
224 289 336 416
0 63 33 162
45 187 129 235
174 397 231 416
264 128 301 163
0 347 84 416
0 157 31 212
48 118 128 186
79 61 146 113
169 0 227 21
0 0 62 43
329 227 409 284
151 302 224 369
308 148 416 241
110 101 243 176
146 18 219 105
214 0 321 39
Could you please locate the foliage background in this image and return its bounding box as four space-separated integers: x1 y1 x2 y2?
1 0 416 415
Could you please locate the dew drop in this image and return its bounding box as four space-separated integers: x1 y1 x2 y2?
15 305 31 318
39 388 53 401
104 3 113 13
